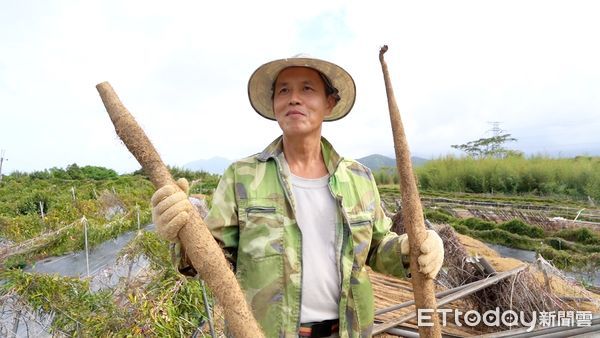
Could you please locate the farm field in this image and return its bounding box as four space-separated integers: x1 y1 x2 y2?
1 160 599 336
379 185 600 275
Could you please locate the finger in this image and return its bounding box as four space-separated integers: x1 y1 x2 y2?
152 207 160 224
155 191 188 215
176 178 189 194
418 249 441 272
419 258 438 276
158 198 190 226
420 253 444 277
420 236 434 254
400 235 410 256
427 266 441 279
151 185 179 207
157 210 189 241
427 257 443 279
168 210 190 230
420 230 441 254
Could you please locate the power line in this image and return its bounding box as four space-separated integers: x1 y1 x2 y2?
486 121 504 137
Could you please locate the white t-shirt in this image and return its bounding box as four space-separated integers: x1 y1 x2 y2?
290 173 340 322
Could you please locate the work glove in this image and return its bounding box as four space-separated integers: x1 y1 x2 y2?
151 178 191 242
400 229 444 279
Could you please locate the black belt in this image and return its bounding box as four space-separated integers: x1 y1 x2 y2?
299 319 339 338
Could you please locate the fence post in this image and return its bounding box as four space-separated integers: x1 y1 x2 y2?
136 204 140 230
39 201 45 219
82 216 90 277
70 186 76 202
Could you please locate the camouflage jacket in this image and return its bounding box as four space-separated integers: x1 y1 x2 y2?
204 136 407 338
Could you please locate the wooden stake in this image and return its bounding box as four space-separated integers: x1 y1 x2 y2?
96 82 263 338
378 45 442 337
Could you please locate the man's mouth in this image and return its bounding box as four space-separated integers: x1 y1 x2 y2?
286 110 305 117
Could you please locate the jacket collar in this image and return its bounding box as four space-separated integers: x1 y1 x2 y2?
257 135 343 175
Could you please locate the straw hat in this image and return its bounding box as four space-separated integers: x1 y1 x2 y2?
247 55 356 121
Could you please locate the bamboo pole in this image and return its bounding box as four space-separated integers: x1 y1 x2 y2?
96 82 263 338
378 45 441 337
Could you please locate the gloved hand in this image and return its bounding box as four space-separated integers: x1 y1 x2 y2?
400 229 444 279
151 178 191 242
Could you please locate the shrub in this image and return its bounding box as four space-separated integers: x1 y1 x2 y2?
538 247 577 270
424 209 453 223
16 192 51 216
498 219 544 238
168 166 213 181
80 166 118 180
554 227 600 245
461 218 496 231
472 229 540 251
3 255 27 270
451 223 470 235
545 237 574 251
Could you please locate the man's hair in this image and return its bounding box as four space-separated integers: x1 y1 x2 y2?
270 69 341 104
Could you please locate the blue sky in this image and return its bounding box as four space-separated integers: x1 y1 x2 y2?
1 0 599 174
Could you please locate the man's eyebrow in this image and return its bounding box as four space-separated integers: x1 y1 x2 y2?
275 79 316 87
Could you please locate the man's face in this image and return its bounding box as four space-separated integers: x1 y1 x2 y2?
272 67 336 138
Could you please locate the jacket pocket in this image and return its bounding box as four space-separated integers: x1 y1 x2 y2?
350 267 375 337
235 255 284 337
238 200 284 260
348 214 373 269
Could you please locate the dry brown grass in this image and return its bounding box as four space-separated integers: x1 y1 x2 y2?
455 231 600 312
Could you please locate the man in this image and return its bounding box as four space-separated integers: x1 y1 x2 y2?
151 55 444 338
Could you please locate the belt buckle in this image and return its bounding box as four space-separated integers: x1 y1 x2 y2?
310 321 332 338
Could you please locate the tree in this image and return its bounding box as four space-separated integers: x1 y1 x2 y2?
451 133 521 158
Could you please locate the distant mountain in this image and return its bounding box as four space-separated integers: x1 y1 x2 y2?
184 156 231 175
356 154 428 172
411 156 429 167
185 154 428 175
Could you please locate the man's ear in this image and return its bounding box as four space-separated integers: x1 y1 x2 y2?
325 95 337 116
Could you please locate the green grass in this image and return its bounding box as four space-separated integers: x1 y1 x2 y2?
1 161 598 335
375 155 600 202
446 219 599 270
0 231 209 336
554 227 600 245
0 165 220 267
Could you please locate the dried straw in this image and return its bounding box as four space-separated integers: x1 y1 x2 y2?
430 222 571 331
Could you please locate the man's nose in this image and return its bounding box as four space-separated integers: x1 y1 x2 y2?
289 89 301 105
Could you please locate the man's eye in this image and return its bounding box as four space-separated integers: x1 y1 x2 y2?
278 87 289 94
304 86 314 91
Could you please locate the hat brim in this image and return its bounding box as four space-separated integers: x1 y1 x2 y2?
248 57 356 122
